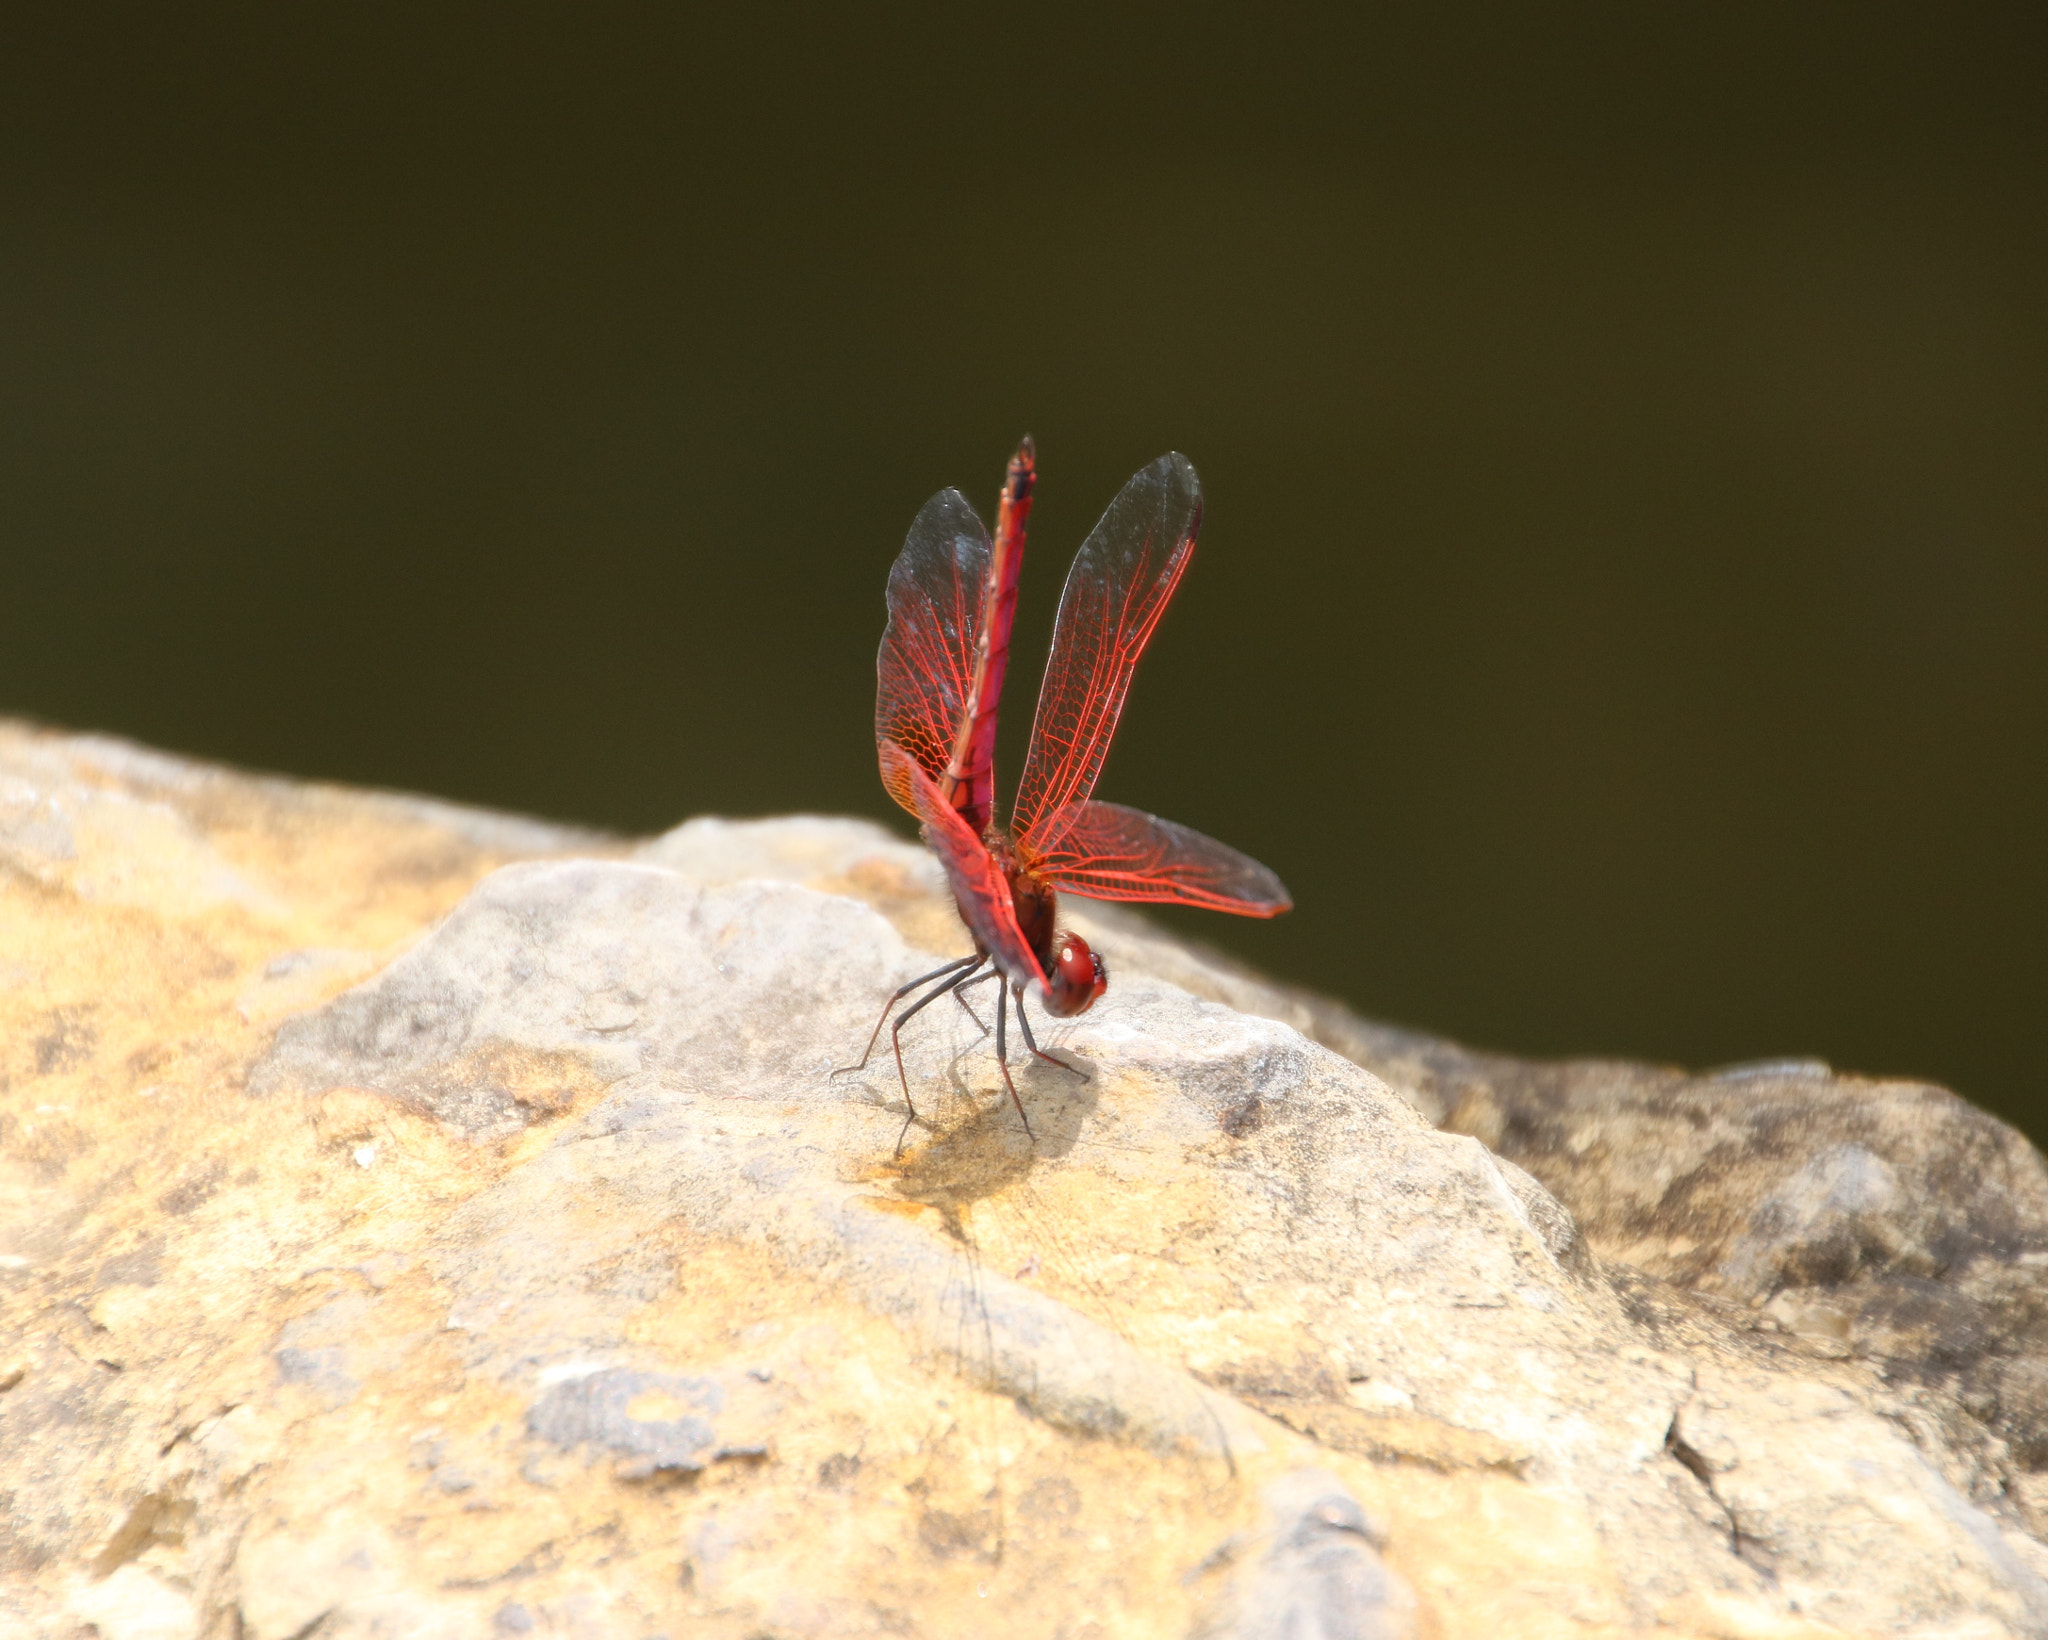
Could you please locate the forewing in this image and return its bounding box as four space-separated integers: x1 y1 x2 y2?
1026 800 1291 917
1013 453 1201 839
875 490 990 818
881 740 1049 988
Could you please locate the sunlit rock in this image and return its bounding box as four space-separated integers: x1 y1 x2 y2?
5 717 2047 1636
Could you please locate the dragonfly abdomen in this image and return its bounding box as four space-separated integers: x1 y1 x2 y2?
940 438 1035 836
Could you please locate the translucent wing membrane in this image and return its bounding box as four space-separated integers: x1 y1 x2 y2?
1026 800 1292 916
875 490 990 819
1013 453 1201 843
880 740 1049 989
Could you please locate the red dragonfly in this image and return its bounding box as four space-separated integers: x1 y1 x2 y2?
840 439 1290 1149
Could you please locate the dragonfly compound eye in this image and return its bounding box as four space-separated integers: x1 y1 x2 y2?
1046 935 1108 1017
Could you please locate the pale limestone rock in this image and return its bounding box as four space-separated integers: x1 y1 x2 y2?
1421 1034 2048 1510
65 1565 198 1640
4 718 2048 1637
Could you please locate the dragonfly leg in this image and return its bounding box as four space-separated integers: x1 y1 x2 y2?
832 955 982 1078
952 972 996 1040
885 958 989 1154
993 986 1036 1142
1013 988 1089 1081
955 967 1004 1039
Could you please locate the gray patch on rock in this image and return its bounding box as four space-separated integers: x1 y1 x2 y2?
252 860 899 1135
270 1291 385 1409
1194 1469 1416 1640
526 1367 737 1479
274 1346 356 1407
1707 1057 1833 1083
1716 1142 1910 1299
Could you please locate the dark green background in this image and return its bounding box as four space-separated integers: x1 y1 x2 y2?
5 10 2043 1130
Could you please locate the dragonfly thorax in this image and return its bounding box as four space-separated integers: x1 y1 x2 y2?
983 831 1108 1018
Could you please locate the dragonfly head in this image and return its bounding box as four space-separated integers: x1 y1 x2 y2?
1044 933 1108 1017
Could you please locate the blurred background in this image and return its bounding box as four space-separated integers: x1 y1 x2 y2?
3 8 2043 1131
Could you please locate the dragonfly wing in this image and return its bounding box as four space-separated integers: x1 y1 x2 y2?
1012 453 1201 838
881 739 1049 989
1027 800 1291 917
876 489 991 819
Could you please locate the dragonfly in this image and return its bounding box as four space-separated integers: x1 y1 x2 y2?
839 439 1291 1151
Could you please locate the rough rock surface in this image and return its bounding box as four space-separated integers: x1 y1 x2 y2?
6 718 2048 1637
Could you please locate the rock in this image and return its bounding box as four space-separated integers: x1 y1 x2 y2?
1416 1040 2048 1501
5 717 2048 1635
1194 1470 1418 1640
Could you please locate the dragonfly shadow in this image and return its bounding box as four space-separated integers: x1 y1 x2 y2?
885 1045 1101 1211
